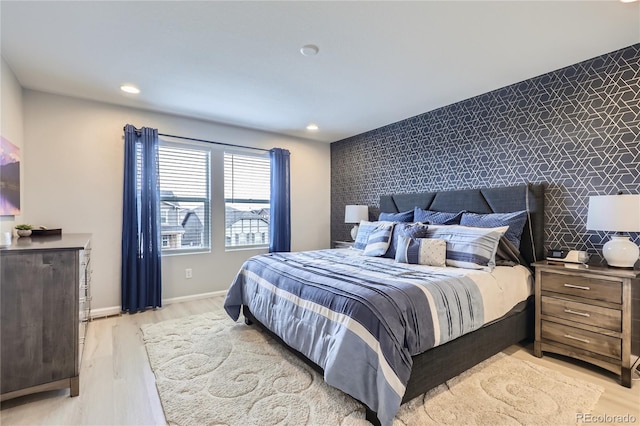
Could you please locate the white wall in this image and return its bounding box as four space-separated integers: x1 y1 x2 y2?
22 90 331 311
0 57 24 234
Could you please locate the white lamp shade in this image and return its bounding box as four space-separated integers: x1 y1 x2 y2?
586 194 640 232
345 205 369 224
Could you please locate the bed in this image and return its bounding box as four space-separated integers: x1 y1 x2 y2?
225 183 545 425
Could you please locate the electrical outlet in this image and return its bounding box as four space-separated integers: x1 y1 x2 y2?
185 268 193 279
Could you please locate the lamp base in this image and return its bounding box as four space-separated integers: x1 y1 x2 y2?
350 225 359 241
602 235 639 268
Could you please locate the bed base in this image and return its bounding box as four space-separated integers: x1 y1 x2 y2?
242 296 534 425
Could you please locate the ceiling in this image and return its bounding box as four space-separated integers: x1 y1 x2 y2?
1 1 638 143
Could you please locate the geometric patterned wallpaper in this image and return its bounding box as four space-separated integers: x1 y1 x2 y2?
331 44 639 262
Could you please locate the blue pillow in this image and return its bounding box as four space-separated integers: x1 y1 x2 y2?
379 210 414 222
383 222 429 259
413 208 464 225
460 211 527 249
363 223 395 257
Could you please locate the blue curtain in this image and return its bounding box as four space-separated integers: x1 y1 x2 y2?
269 148 291 252
121 124 162 312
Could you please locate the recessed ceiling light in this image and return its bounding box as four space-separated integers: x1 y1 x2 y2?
620 0 637 3
120 85 140 94
306 123 319 131
300 45 319 57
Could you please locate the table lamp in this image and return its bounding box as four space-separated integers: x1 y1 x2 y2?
586 194 640 268
344 205 368 241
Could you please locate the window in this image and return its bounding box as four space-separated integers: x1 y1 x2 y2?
158 142 211 253
224 151 270 248
160 209 169 225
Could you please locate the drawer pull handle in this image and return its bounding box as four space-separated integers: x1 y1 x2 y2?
564 334 590 344
564 283 590 291
563 309 590 318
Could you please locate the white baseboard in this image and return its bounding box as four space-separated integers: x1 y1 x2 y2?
89 290 228 320
164 290 227 305
90 306 122 319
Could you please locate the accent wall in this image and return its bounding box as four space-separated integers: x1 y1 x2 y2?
331 44 640 258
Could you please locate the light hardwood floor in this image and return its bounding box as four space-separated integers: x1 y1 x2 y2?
2 295 639 425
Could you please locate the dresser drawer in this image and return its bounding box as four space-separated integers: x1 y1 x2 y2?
541 296 621 332
541 321 621 359
540 272 621 304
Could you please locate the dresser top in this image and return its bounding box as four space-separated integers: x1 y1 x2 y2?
532 260 640 279
0 233 91 252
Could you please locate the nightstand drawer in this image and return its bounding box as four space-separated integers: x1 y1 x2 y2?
540 272 621 304
541 296 621 331
541 321 621 359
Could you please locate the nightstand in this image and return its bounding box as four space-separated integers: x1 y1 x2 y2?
333 240 354 249
533 261 640 387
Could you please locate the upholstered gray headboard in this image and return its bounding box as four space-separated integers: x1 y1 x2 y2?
380 183 545 266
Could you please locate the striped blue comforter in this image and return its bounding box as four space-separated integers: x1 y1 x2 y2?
224 250 485 425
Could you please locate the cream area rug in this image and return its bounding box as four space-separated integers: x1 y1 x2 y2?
141 311 604 426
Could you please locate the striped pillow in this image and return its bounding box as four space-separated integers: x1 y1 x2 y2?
425 225 508 271
363 223 395 257
395 236 446 267
353 220 393 250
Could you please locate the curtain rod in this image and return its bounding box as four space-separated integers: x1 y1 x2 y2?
160 133 271 153
125 126 271 153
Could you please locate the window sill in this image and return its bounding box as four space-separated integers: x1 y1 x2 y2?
162 248 211 257
225 245 269 253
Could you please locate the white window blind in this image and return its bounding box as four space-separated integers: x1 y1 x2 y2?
159 146 209 199
158 142 211 252
224 152 271 248
224 152 270 203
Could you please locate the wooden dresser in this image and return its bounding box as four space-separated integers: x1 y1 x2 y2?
0 233 91 401
533 261 639 387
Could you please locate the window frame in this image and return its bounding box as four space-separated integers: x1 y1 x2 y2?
223 149 271 251
158 139 212 256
